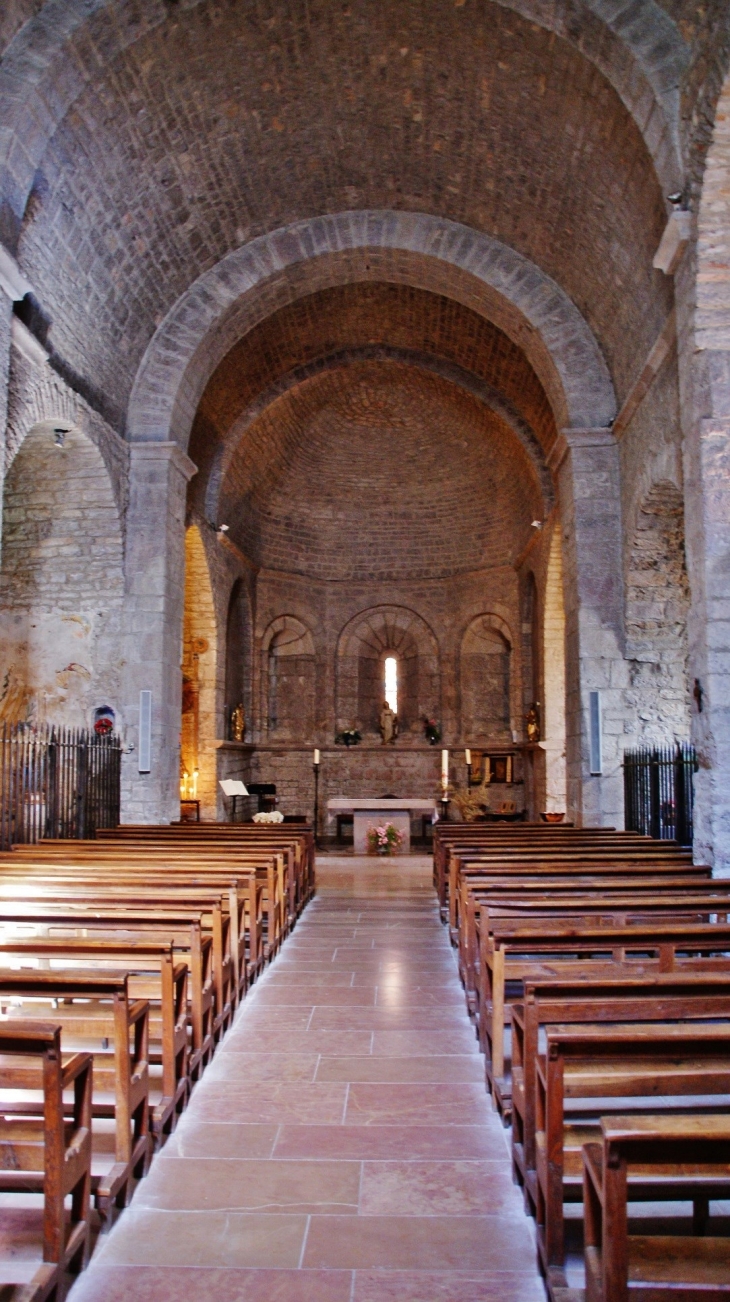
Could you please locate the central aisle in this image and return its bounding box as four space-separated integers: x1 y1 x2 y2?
71 855 543 1301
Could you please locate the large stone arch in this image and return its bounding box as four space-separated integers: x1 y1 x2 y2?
0 0 683 252
128 212 616 449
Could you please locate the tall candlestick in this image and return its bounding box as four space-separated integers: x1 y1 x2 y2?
192 769 198 799
313 748 320 766
465 749 471 766
441 749 449 778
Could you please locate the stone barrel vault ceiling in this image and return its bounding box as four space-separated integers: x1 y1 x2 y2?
216 358 544 581
5 0 679 433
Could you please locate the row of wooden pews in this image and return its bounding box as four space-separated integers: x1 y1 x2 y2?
434 821 730 1302
0 820 314 1301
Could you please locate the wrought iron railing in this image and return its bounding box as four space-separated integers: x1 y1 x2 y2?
0 723 121 850
623 743 697 846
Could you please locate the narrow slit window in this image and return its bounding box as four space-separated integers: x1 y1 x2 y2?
384 656 398 715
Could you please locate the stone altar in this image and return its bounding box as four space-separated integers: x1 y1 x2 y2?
327 797 437 854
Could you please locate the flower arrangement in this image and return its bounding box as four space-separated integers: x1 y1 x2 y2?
335 728 362 747
367 822 404 856
253 810 284 824
422 716 441 745
450 787 487 823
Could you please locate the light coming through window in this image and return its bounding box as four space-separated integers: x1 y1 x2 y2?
384 656 398 715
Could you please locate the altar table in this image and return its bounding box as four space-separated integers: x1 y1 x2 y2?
326 797 437 854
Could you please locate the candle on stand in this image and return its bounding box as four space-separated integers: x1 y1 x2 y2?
465 749 471 766
192 769 198 799
441 748 449 790
313 749 320 766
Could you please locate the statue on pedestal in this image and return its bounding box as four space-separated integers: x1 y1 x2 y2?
230 702 246 742
379 701 397 745
525 702 541 744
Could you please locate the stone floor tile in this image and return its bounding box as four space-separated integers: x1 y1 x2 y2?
273 1125 509 1161
91 1208 308 1268
134 1157 361 1213
202 1052 320 1082
159 1123 279 1160
68 1267 354 1301
315 1055 483 1082
303 1213 536 1269
191 1081 348 1124
359 1160 522 1215
346 1082 494 1125
353 1270 546 1301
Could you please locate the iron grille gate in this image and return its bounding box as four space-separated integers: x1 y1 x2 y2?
623 743 697 847
0 723 121 850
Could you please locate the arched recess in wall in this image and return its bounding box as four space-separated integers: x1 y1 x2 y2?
337 606 440 739
261 615 316 741
182 525 219 815
460 614 513 743
625 481 690 745
543 526 567 813
0 422 124 727
224 579 252 742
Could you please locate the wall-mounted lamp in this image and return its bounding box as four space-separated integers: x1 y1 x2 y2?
217 523 229 536
531 520 543 530
53 428 66 448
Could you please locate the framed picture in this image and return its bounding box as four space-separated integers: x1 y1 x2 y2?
469 753 514 785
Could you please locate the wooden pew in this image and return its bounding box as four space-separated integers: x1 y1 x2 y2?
0 1021 92 1301
479 920 730 1105
0 937 187 1139
582 1116 730 1302
0 971 150 1220
0 907 215 1080
508 973 730 1205
2 848 277 982
534 1022 730 1284
462 885 730 1015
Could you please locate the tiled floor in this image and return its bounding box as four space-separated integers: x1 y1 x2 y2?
69 855 544 1301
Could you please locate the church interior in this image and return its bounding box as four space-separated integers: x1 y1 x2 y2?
1 1 730 1299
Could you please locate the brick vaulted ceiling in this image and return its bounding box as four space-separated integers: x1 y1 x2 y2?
12 0 676 432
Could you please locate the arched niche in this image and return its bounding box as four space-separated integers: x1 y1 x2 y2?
224 579 252 742
460 614 513 743
0 421 124 728
261 615 316 741
336 606 440 739
182 525 219 816
625 481 690 745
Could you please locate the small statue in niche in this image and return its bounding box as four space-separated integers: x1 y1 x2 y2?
379 701 397 745
525 702 541 744
230 702 246 742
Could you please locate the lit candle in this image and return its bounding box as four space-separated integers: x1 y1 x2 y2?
441 749 449 789
465 749 471 766
313 749 320 766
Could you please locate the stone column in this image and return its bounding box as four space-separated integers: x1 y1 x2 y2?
120 442 197 823
553 429 629 827
681 394 730 874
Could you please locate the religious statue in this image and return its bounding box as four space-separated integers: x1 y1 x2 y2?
525 702 541 744
230 702 246 742
379 701 397 745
